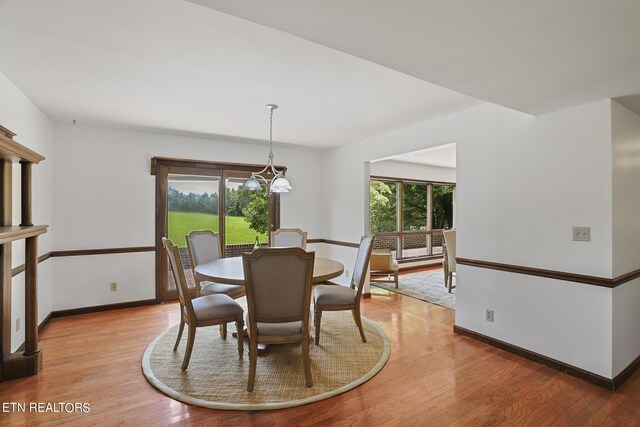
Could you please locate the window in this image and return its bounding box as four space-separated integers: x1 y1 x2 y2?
370 177 455 260
370 180 397 233
433 185 454 230
153 157 282 302
224 176 269 249
403 182 428 231
168 175 221 249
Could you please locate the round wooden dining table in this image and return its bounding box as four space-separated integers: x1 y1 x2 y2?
194 256 345 285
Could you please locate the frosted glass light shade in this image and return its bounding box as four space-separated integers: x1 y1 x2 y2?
270 176 292 193
243 176 262 190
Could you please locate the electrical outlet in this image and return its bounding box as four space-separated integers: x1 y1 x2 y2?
345 270 350 278
572 226 591 242
485 309 494 323
110 282 118 292
15 317 20 332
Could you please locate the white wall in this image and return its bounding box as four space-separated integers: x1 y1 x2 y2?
51 124 323 310
323 100 619 377
611 100 640 376
611 101 640 277
0 71 54 352
370 159 456 183
613 279 640 376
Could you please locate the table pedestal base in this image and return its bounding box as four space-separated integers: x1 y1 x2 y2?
232 329 268 354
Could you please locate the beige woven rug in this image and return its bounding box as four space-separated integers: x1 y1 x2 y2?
142 310 390 410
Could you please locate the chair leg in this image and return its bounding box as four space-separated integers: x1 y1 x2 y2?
394 272 399 288
301 337 313 388
448 272 453 293
181 324 196 371
352 306 367 343
314 307 322 345
236 316 244 358
173 317 185 351
220 323 227 339
247 338 258 392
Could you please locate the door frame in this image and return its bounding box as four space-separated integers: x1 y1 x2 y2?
151 157 283 302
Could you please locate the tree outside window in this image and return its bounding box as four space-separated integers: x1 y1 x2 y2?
370 180 397 233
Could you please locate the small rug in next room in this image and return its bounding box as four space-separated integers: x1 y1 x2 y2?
371 269 455 309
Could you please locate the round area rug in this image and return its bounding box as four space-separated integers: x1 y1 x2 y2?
142 311 390 410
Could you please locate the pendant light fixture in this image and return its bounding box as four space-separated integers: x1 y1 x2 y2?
243 104 292 193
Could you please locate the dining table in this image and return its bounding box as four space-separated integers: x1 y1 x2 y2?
194 255 345 286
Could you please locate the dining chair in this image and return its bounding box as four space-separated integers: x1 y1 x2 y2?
270 228 308 249
186 230 246 299
163 237 244 370
242 247 315 392
313 235 374 345
443 229 456 293
186 230 246 338
369 249 399 288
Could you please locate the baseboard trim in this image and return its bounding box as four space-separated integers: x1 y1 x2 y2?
453 325 619 390
16 312 53 352
613 353 640 390
51 299 157 318
15 300 157 352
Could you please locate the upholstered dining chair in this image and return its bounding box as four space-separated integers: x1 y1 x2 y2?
242 247 315 392
313 235 374 345
443 229 456 293
186 230 246 299
163 237 244 370
270 228 308 249
369 249 399 288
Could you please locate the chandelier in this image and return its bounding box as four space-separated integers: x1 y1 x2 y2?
242 104 292 193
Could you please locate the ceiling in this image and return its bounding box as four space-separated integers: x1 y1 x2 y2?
0 0 480 148
191 0 640 115
376 143 456 169
3 1 640 149
617 95 640 117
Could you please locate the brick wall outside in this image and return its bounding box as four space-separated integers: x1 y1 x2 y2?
373 235 397 251
372 232 444 251
177 244 268 270
225 243 269 258
170 244 268 289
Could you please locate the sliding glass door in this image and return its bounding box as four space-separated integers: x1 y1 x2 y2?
153 158 281 302
166 174 221 292
223 174 269 257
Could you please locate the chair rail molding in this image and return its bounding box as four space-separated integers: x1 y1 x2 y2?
456 257 640 288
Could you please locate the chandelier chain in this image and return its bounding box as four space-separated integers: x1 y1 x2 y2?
242 103 291 193
268 107 274 165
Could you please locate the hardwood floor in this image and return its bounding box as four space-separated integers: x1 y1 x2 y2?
2 289 639 426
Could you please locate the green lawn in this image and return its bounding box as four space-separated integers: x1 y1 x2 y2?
168 211 268 247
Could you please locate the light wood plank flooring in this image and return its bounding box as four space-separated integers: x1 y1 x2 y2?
1 288 639 426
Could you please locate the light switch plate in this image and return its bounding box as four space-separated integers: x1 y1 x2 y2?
572 227 591 242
